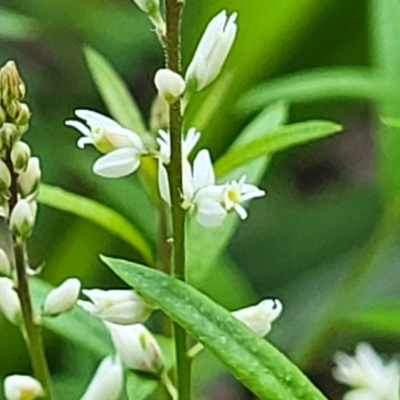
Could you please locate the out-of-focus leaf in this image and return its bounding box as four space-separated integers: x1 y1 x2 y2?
187 102 287 285
237 67 400 113
381 117 400 128
0 8 39 40
214 121 342 177
38 184 154 265
84 46 146 134
104 257 327 400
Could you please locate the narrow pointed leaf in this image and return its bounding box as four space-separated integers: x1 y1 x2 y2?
38 184 153 264
214 121 341 177
104 257 327 400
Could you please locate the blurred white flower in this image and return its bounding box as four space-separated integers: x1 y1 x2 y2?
0 248 11 276
65 110 146 178
9 199 37 240
232 299 283 337
42 278 81 316
0 277 20 325
185 10 237 92
154 69 186 103
79 356 123 400
106 322 164 375
17 157 41 198
4 375 44 400
78 288 154 325
333 342 400 400
11 141 31 173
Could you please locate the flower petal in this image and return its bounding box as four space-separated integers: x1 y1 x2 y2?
192 149 215 192
65 120 92 137
75 110 122 130
93 148 140 178
196 197 226 227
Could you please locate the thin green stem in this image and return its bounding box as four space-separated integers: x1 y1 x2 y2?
164 0 191 399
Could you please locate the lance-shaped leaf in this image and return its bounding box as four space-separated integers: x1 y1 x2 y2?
214 121 341 177
103 256 327 400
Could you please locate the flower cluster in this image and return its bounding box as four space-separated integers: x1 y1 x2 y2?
332 342 400 400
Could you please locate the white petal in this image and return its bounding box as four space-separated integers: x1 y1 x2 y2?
4 375 44 400
77 137 94 149
343 389 380 400
43 278 81 316
196 198 226 227
192 149 215 192
183 128 201 157
75 110 122 131
158 161 170 204
234 203 248 220
93 148 141 178
0 277 21 325
65 120 92 137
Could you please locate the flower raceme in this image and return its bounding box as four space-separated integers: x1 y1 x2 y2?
65 110 146 178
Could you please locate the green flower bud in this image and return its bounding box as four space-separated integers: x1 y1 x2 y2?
15 103 31 126
0 123 18 150
0 160 11 193
0 61 25 106
0 248 11 276
17 157 41 197
10 199 37 240
11 141 31 173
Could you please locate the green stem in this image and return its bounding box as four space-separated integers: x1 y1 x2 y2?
164 0 191 399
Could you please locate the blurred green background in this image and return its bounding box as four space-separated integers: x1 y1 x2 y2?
1 0 400 399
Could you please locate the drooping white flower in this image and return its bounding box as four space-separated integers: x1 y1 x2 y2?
17 157 41 198
185 10 237 92
79 356 123 400
65 110 146 178
332 342 400 400
232 299 283 337
42 278 81 316
0 248 11 276
0 277 21 325
9 199 37 240
78 288 154 325
106 322 164 375
4 375 44 400
154 69 186 103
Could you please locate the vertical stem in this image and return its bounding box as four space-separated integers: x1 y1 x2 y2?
164 0 191 399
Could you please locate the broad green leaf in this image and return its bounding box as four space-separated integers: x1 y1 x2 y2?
84 46 146 134
214 121 342 177
237 67 400 114
187 102 288 285
38 184 154 265
104 257 327 400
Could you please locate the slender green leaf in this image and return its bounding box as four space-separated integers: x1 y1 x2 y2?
84 46 146 134
104 257 327 400
237 67 400 114
381 117 400 128
214 121 342 177
38 184 154 265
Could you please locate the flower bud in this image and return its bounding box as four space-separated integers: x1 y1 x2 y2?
0 106 6 125
11 141 31 173
232 299 283 337
17 157 41 198
79 356 123 400
10 199 37 240
132 0 160 15
78 288 154 325
42 278 81 316
154 69 186 103
14 103 31 126
0 61 25 106
0 277 21 325
4 375 44 400
0 160 11 192
106 322 164 375
0 123 18 150
0 248 11 276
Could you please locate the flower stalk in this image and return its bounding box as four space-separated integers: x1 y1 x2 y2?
164 0 191 399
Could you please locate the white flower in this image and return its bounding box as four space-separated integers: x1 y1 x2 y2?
157 128 200 165
17 157 41 198
232 299 283 337
333 343 400 400
79 356 123 400
106 322 164 375
11 141 31 173
78 288 154 325
154 69 186 103
0 248 11 276
9 199 37 240
4 375 44 400
65 110 146 178
185 10 237 92
42 278 81 316
0 277 21 325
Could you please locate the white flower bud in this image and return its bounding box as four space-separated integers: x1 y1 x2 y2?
185 10 237 92
17 157 41 197
232 299 283 337
0 248 11 276
154 69 186 103
11 142 31 173
0 277 21 325
79 356 123 400
78 288 154 325
0 159 11 191
132 0 160 15
106 323 164 375
42 278 81 316
0 123 18 150
4 375 44 400
10 199 37 240
14 103 31 127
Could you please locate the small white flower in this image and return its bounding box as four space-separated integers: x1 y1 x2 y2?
11 141 31 173
232 299 283 337
78 288 154 325
42 278 81 316
0 277 21 325
154 69 186 103
185 10 237 92
333 343 400 400
17 157 41 198
4 375 44 400
106 322 164 375
79 356 123 400
0 248 11 276
9 199 37 240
